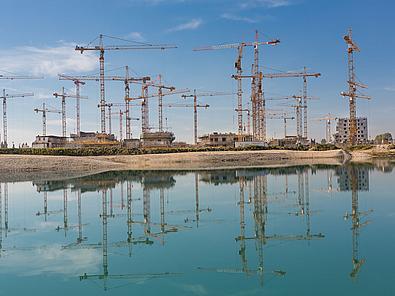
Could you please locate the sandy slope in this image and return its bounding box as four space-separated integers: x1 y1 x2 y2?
0 150 345 182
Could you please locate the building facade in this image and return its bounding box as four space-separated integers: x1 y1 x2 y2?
334 117 368 144
199 132 253 147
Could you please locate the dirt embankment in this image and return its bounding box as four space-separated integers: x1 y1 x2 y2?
0 149 345 182
350 145 395 161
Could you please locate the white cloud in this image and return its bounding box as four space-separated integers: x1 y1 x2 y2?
384 86 395 92
0 43 98 77
0 245 100 277
125 32 145 42
167 19 203 32
240 0 292 9
221 13 273 23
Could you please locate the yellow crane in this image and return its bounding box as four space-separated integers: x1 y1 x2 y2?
340 29 371 145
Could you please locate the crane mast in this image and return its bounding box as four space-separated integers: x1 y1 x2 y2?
181 90 233 144
312 114 337 143
53 87 87 137
34 103 62 136
0 89 34 147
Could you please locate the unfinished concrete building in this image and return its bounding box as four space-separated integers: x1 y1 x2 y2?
140 131 175 148
334 117 368 144
32 135 68 148
199 132 253 147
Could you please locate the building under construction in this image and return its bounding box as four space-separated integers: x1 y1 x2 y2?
198 132 253 148
334 117 368 144
140 131 175 148
32 132 117 148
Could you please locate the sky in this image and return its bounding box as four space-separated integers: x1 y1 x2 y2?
0 0 394 145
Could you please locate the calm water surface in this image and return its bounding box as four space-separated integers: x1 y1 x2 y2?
0 163 394 295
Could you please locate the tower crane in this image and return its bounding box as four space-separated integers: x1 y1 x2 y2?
0 74 42 146
181 90 234 144
275 95 318 139
312 114 338 143
237 106 250 135
268 113 295 138
340 29 371 145
34 103 62 136
106 108 139 141
106 102 140 140
153 75 176 132
193 32 280 135
59 68 150 139
53 87 88 137
56 78 85 137
75 35 176 134
164 102 209 144
102 103 115 135
126 88 189 134
0 89 34 147
263 68 321 139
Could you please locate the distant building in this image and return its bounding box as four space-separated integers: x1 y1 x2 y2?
32 135 68 148
123 138 141 149
199 132 253 147
140 131 175 147
334 117 368 144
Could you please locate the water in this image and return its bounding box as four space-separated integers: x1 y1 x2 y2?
0 163 394 295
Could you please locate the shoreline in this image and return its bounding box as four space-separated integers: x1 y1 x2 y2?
0 149 346 182
1 148 394 183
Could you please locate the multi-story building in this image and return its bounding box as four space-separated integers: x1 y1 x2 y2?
334 117 368 144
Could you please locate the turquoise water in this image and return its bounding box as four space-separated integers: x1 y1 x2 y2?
0 163 394 295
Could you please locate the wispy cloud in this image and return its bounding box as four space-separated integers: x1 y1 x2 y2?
167 18 203 32
0 245 100 277
384 86 395 92
125 31 145 41
240 0 292 9
130 0 189 5
0 42 97 77
220 13 274 23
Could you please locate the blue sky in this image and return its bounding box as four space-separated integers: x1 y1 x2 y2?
0 0 394 145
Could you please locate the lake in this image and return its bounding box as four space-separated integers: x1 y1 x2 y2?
0 163 394 295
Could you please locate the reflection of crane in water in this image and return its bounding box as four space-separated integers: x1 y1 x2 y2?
343 166 372 279
79 189 179 291
55 189 70 237
36 192 63 221
202 175 286 284
182 173 212 226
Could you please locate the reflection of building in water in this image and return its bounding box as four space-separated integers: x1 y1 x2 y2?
199 170 239 185
336 166 369 192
